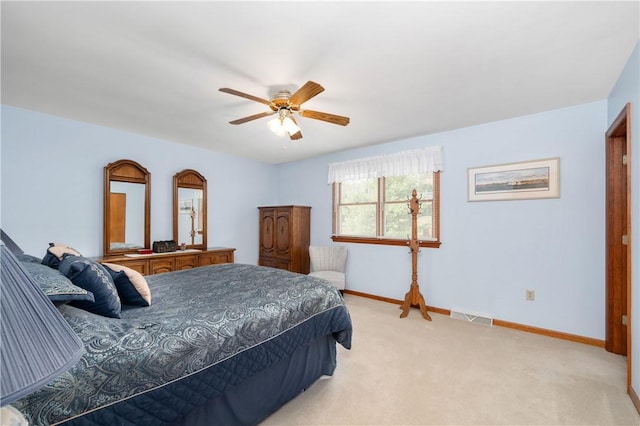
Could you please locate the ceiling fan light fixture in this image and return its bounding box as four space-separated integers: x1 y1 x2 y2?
267 109 300 137
267 116 287 136
282 116 300 135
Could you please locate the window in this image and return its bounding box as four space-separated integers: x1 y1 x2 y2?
328 146 443 248
332 171 440 248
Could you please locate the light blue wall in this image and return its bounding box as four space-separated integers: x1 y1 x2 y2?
278 100 608 339
0 92 617 344
0 105 278 264
607 40 640 396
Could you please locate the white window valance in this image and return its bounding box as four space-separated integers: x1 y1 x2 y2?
327 146 443 184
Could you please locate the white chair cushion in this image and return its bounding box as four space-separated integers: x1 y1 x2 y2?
308 270 345 290
309 246 347 273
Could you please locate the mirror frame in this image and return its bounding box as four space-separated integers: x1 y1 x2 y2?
173 169 207 250
103 159 151 257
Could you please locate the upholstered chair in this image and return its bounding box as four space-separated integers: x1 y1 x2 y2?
308 246 347 291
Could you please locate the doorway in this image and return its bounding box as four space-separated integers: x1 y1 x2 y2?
605 103 631 391
109 192 127 244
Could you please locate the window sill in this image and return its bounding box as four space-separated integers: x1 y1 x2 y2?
331 235 441 248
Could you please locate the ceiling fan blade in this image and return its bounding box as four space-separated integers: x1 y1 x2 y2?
219 88 272 107
229 111 275 125
298 109 350 126
289 81 325 106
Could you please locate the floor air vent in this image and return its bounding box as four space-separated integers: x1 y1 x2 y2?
450 310 493 326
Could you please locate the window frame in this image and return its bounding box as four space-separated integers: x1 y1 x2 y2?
331 171 441 248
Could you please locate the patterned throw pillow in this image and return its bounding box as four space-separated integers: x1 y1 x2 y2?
58 255 121 318
41 243 83 269
20 261 95 305
102 263 151 306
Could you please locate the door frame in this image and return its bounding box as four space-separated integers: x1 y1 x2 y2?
605 102 632 391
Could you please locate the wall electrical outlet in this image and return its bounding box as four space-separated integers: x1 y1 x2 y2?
526 289 535 301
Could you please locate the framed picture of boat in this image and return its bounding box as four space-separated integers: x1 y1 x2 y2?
467 157 560 201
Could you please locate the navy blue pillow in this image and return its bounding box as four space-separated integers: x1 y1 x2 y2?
20 261 95 305
41 243 82 269
58 255 121 318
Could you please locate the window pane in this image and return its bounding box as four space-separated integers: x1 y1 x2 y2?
418 200 434 240
385 174 434 202
338 204 376 236
341 179 377 203
384 201 435 240
383 203 412 239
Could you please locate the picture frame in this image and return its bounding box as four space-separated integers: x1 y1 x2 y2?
179 199 193 214
467 157 560 201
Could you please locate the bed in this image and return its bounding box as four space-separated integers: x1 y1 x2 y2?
7 239 352 426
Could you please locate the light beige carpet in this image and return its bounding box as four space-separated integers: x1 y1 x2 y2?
261 294 640 425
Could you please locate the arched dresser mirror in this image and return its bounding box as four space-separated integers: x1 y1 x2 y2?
103 159 151 257
173 169 207 250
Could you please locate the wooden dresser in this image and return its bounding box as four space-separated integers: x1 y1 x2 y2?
258 205 310 274
100 247 235 276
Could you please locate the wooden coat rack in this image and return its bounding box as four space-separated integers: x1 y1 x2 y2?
400 189 432 321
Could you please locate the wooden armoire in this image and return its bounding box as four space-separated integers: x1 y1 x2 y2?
258 205 311 274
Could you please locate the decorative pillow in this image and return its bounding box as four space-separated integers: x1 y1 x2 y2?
102 263 151 306
42 243 82 269
20 261 95 305
58 255 121 318
16 253 42 263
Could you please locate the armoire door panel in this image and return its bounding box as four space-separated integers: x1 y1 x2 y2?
275 211 291 254
258 206 310 274
260 213 275 255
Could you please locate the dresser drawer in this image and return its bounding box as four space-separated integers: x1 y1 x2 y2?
150 258 175 274
175 255 198 271
199 250 233 266
107 259 148 275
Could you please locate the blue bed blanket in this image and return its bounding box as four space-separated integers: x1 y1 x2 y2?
14 263 352 425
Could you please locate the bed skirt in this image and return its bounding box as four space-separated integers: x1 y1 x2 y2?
177 334 338 426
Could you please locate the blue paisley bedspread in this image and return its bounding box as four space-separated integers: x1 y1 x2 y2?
14 263 352 425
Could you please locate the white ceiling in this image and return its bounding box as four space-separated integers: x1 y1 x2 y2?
2 1 638 164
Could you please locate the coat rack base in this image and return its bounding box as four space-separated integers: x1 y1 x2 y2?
400 283 432 321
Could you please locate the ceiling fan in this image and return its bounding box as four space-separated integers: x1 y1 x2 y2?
219 81 350 140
